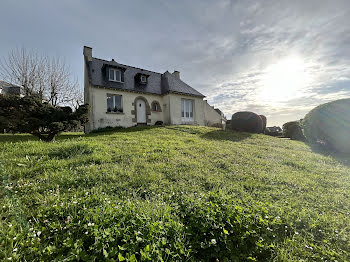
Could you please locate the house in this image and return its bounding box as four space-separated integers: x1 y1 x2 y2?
267 126 282 133
83 46 226 132
0 81 21 95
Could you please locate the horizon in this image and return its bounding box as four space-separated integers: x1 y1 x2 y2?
1 0 350 126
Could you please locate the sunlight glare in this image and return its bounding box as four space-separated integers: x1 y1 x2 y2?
259 56 310 103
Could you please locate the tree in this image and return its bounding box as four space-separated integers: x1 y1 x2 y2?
0 47 83 109
0 95 88 142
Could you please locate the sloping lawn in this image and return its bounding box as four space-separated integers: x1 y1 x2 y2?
0 126 349 261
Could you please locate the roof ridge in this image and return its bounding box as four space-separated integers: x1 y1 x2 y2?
92 57 163 75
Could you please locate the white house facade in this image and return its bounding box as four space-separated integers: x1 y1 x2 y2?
83 46 225 133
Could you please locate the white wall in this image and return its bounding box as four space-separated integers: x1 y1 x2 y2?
165 93 205 126
85 85 225 132
203 100 225 128
86 86 164 131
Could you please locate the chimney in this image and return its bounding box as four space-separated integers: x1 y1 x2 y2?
83 46 92 62
172 70 180 79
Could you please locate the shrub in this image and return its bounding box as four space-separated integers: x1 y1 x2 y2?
282 121 305 141
155 121 163 126
303 98 350 152
231 112 264 133
0 95 89 142
225 120 231 130
260 115 267 133
210 123 223 128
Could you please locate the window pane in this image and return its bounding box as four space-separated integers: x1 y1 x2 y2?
109 69 114 80
115 95 122 112
189 100 193 118
181 99 184 117
185 100 189 117
107 96 114 111
115 70 121 81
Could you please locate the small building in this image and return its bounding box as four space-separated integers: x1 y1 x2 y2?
0 81 21 95
266 126 282 133
83 46 226 132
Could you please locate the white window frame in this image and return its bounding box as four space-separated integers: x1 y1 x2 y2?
140 75 147 83
109 68 123 82
181 99 194 122
107 94 123 113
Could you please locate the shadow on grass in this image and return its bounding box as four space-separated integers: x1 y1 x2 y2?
309 143 350 167
200 129 252 142
0 133 84 143
86 125 162 137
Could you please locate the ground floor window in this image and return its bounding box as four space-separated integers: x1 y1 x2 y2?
181 99 193 121
107 94 123 113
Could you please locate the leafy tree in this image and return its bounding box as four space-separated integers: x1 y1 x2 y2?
0 95 88 142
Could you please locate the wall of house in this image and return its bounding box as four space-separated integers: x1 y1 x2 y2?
203 100 226 128
166 93 205 126
86 85 165 131
162 95 171 125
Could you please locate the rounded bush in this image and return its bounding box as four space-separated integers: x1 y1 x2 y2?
231 112 264 133
303 98 350 152
259 115 267 132
282 121 305 141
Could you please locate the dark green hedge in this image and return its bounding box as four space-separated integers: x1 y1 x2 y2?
282 121 305 141
303 98 350 153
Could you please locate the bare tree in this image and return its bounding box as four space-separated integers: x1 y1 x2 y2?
0 47 83 108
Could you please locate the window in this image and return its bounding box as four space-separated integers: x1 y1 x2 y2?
140 75 147 83
109 68 122 82
181 99 193 121
107 94 123 113
151 101 161 112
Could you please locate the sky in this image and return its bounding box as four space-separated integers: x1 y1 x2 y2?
1 0 350 126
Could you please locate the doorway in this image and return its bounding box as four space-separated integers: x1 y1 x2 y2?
136 99 146 124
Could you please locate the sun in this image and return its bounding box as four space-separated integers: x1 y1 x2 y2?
259 56 310 103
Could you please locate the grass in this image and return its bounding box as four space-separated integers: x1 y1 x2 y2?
0 126 349 261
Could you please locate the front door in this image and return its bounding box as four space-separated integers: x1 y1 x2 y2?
136 99 146 124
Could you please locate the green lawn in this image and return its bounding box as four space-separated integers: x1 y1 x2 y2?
0 126 349 261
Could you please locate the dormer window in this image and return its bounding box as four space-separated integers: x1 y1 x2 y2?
109 68 122 82
135 73 148 85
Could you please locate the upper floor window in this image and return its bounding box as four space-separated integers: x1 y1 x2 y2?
140 75 147 83
134 73 148 85
107 94 123 113
109 68 123 82
181 99 193 121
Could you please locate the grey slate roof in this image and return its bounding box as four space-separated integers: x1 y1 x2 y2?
161 71 204 97
87 57 205 97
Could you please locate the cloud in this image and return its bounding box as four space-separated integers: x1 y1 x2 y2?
175 0 350 126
